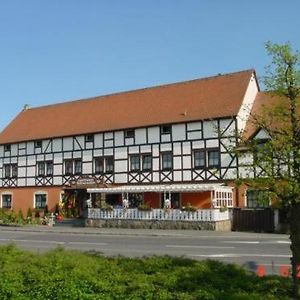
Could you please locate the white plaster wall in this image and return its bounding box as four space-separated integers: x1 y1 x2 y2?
27 155 36 166
219 119 236 137
125 138 134 146
94 133 103 148
82 162 92 174
27 178 35 186
183 171 191 181
128 146 139 154
173 157 182 169
173 171 182 181
42 140 51 153
135 128 147 145
94 149 103 157
104 148 113 156
203 120 218 138
172 124 186 141
152 158 159 171
160 143 172 152
104 140 114 148
152 145 159 157
63 137 73 151
187 131 201 140
18 167 26 177
236 73 259 133
114 131 124 147
54 153 63 164
26 142 34 155
115 147 127 160
74 136 84 150
161 135 171 143
52 139 62 152
187 121 202 131
18 156 26 167
182 142 191 155
104 132 113 140
114 173 127 183
140 145 151 153
182 156 191 169
27 166 35 177
63 152 72 159
0 146 3 157
53 165 62 176
82 150 92 162
148 127 160 143
115 160 127 173
254 129 270 140
206 139 219 148
192 140 205 149
53 177 63 185
173 143 181 155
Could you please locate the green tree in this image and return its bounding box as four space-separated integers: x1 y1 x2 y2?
243 42 300 299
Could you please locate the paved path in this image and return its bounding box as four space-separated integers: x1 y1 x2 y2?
0 225 291 275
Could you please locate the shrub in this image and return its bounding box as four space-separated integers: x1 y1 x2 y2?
182 202 197 212
138 203 152 211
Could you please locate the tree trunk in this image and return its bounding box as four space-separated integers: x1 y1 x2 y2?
290 202 300 299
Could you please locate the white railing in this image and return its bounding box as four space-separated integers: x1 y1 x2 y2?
87 208 229 222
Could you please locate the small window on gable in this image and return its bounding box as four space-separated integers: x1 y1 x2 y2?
161 125 172 134
34 140 42 148
4 144 11 152
125 129 134 139
85 134 94 143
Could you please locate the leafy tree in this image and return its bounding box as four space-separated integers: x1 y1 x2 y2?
243 42 300 298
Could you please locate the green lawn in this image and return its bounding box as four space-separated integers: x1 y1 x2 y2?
0 245 291 299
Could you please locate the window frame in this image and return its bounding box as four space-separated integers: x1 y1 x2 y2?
34 140 42 149
46 161 53 176
64 159 73 176
94 157 104 174
125 129 135 139
142 154 152 171
85 134 94 143
34 192 47 210
207 149 220 168
4 144 11 152
1 193 12 209
37 161 45 176
105 156 114 174
161 125 172 135
161 152 173 171
130 154 140 172
74 159 82 175
194 150 206 169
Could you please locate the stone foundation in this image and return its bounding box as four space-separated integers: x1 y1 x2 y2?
85 219 231 231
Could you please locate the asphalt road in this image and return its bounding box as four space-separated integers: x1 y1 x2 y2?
0 226 291 275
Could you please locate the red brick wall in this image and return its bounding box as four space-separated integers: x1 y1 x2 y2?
0 186 63 215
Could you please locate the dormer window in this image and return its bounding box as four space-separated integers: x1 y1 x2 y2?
4 144 11 152
34 140 42 148
85 134 94 143
161 125 172 134
125 129 134 138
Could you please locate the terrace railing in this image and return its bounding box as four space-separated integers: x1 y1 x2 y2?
87 208 229 222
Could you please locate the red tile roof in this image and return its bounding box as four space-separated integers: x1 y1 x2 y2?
0 69 255 144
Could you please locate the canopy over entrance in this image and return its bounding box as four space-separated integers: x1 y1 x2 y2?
87 183 233 208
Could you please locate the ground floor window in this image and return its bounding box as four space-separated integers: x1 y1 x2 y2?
1 194 12 208
246 190 270 208
35 193 47 209
128 193 144 208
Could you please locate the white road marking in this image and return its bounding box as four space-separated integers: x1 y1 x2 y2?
221 241 260 244
166 245 235 249
0 238 107 246
190 253 291 258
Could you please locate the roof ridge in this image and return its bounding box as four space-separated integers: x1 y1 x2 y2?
25 68 255 112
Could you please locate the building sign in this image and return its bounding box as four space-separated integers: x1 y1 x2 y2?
67 176 102 188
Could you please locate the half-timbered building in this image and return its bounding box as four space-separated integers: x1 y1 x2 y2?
0 69 261 216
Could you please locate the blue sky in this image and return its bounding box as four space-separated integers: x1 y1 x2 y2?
0 0 299 130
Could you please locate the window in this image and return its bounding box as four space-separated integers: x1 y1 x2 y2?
94 157 104 174
4 164 18 178
105 157 114 173
34 140 42 148
37 162 45 176
74 159 82 175
130 155 140 171
2 194 12 208
161 125 172 134
125 129 134 138
64 160 73 175
46 161 53 176
246 190 270 208
85 134 94 143
142 154 152 171
4 165 11 178
194 150 205 169
162 152 173 170
35 193 47 209
208 150 220 168
4 144 11 152
11 164 18 178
